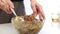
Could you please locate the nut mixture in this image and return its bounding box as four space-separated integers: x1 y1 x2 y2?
13 15 43 34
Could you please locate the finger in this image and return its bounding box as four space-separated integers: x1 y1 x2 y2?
39 13 44 21
6 0 14 8
0 0 6 9
0 0 12 14
31 4 37 17
2 0 12 14
3 4 12 14
5 0 14 14
5 0 13 14
36 4 45 19
36 6 44 20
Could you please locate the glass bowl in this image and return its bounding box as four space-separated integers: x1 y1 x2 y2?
11 16 44 34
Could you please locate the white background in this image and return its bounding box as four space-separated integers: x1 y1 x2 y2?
0 0 60 34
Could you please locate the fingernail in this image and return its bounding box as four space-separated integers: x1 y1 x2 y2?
10 4 14 8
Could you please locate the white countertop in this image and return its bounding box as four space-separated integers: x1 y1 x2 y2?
0 0 60 34
0 23 19 34
0 21 60 34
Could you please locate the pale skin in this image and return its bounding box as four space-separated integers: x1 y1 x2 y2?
0 0 45 20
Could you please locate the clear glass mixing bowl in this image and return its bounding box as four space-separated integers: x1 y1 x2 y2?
11 16 44 34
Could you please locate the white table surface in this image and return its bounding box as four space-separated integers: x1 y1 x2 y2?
0 0 60 34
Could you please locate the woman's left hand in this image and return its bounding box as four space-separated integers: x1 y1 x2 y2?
30 0 45 20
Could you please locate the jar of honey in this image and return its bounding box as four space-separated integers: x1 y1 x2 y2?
51 13 59 22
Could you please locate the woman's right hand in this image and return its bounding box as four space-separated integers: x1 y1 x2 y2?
0 0 14 14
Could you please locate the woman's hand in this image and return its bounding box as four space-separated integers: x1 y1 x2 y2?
0 0 14 14
30 0 45 20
